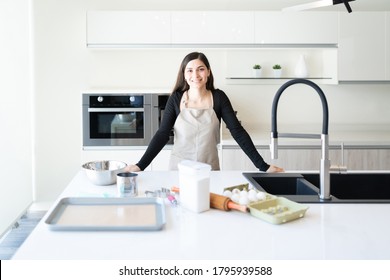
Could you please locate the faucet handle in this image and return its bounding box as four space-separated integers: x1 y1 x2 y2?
270 135 278 159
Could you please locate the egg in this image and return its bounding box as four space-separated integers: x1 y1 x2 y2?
223 190 232 198
232 188 241 195
248 189 257 197
256 191 267 201
248 192 258 202
239 192 248 201
240 189 248 197
231 193 240 203
238 196 250 205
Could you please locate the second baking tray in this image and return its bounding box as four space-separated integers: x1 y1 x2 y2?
45 197 166 231
248 197 309 225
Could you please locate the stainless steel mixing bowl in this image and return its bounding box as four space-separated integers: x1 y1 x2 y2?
82 160 127 185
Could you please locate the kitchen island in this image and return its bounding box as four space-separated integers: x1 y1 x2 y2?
12 170 390 260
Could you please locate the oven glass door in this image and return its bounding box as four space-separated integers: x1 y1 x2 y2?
84 107 151 146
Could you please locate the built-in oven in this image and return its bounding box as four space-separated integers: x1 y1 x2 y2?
82 93 172 148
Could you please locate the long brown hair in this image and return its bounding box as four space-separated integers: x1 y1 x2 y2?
172 52 215 93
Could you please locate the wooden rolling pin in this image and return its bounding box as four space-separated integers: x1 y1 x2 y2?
171 186 248 213
210 192 248 213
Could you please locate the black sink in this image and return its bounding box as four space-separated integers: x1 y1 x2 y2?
302 173 390 200
243 173 317 195
242 172 390 203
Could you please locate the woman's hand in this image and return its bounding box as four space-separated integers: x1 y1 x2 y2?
266 165 284 173
125 164 141 172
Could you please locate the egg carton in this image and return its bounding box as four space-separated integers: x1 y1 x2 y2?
248 197 309 225
223 183 275 206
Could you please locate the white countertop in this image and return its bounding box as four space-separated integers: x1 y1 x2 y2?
12 170 390 260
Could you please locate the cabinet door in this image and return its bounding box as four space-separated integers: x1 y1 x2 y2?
273 148 341 171
338 12 386 81
276 149 321 170
81 149 151 170
254 12 338 44
222 147 317 171
345 149 390 170
150 149 171 171
221 148 257 171
387 12 390 80
221 146 342 171
171 11 254 44
87 11 171 46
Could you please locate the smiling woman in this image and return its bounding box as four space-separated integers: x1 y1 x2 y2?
125 52 283 173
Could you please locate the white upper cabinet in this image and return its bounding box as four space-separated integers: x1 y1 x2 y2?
254 12 338 44
86 10 340 47
87 11 171 46
171 11 254 44
338 12 387 81
387 12 390 80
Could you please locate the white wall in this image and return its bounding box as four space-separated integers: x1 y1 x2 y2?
32 0 390 203
0 0 33 236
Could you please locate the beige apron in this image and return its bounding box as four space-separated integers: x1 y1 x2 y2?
169 104 220 170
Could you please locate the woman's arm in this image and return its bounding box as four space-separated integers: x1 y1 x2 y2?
133 93 181 170
215 90 279 172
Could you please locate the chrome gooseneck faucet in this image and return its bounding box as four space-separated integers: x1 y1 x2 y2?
270 79 331 200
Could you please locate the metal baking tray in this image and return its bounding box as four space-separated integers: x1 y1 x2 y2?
45 197 166 231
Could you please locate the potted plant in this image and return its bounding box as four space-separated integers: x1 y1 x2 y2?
252 64 262 78
272 64 282 78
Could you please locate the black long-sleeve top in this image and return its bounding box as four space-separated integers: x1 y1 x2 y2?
136 89 270 171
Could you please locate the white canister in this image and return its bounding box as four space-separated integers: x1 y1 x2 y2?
117 172 138 197
178 160 211 213
295 54 308 78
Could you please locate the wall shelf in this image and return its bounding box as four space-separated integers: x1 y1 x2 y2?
225 77 336 85
224 48 338 85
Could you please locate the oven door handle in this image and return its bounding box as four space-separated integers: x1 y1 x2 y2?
88 108 145 113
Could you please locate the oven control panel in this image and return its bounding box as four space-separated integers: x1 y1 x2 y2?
89 95 145 108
